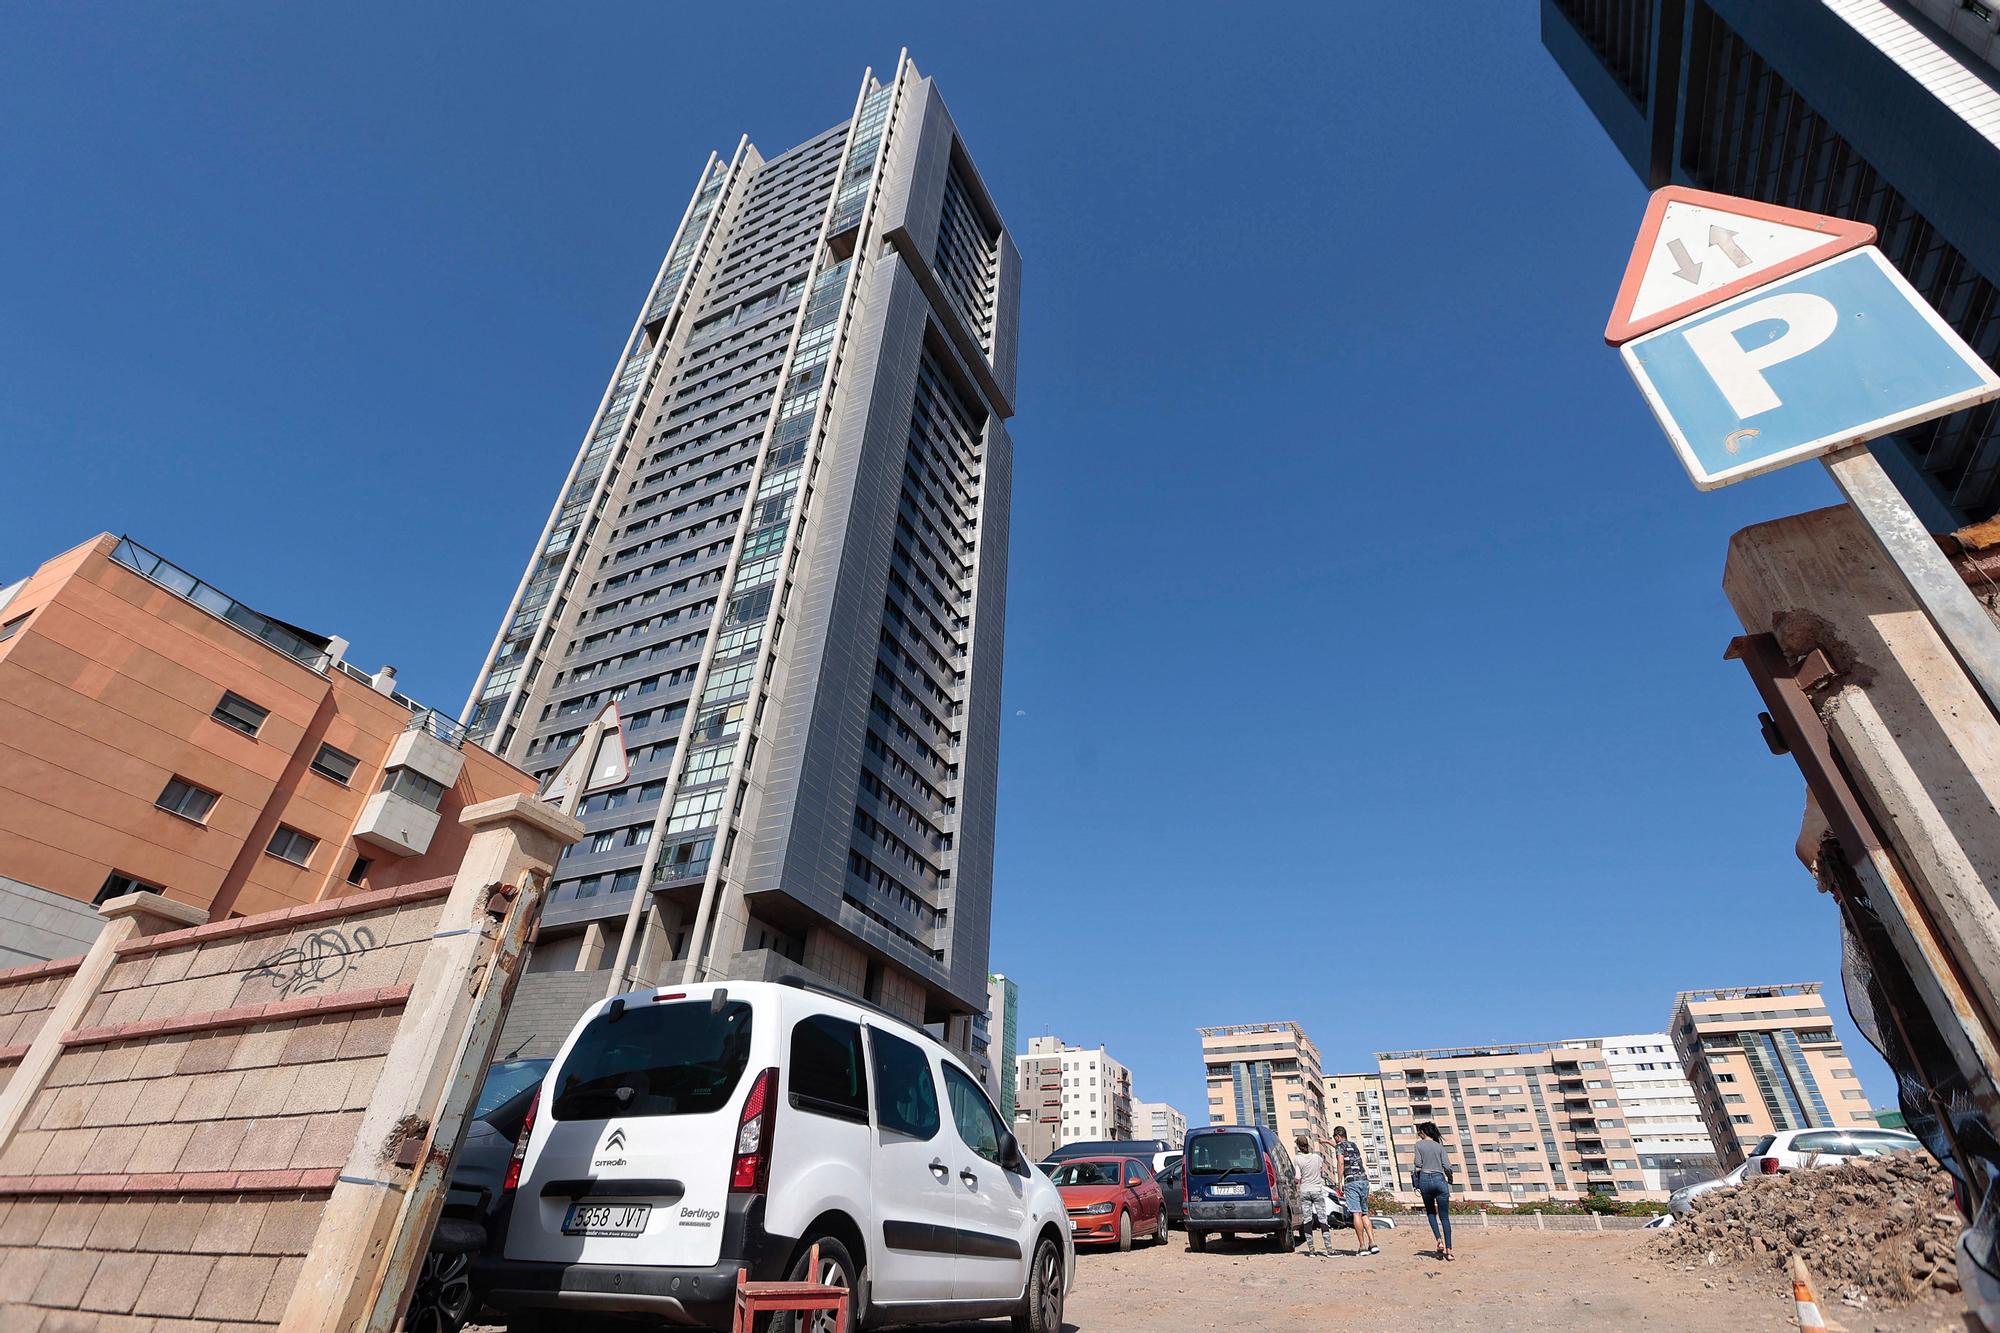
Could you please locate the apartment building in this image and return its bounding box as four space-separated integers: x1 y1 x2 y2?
0 534 536 966
466 55 1019 1056
1376 1041 1653 1203
1671 984 1875 1165
1590 1032 1720 1191
1133 1100 1188 1148
973 971 1019 1119
1200 1022 1328 1149
1325 1071 1398 1192
1013 1036 1133 1160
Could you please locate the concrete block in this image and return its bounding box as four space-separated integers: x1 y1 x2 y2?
173 1071 245 1124
231 1065 299 1120
131 1253 216 1318
30 1247 101 1308
123 1123 193 1175
174 1119 250 1173
233 1118 307 1173
44 1048 100 1090
278 1020 342 1067
83 1201 154 1252
0 1129 54 1176
79 1079 144 1129
85 1044 141 1087
192 1200 267 1256
225 1023 290 1072
183 941 239 980
340 1057 384 1110
137 1200 208 1252
289 1111 362 1170
37 1200 103 1250
258 1257 304 1320
128 1036 187 1081
87 1124 147 1174
141 948 198 989
334 1012 399 1061
174 1033 240 1078
0 1200 54 1246
385 905 440 948
99 988 150 1028
252 1199 322 1255
131 1076 190 1126
1 1246 56 1312
36 1086 89 1131
80 1252 156 1314
191 1256 278 1322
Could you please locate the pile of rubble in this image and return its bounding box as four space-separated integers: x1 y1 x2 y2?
1654 1153 1962 1307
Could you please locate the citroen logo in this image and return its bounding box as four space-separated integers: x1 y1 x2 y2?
604 1128 627 1151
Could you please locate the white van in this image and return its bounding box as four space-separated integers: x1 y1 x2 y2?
475 977 1074 1331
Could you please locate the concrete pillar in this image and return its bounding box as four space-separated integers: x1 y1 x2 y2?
277 793 583 1333
0 890 206 1150
575 921 607 972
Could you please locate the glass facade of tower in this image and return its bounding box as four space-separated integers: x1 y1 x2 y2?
470 57 1020 1044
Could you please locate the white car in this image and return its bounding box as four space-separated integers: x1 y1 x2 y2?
1744 1127 1924 1176
477 978 1075 1331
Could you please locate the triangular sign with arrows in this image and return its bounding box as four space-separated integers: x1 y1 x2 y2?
541 704 631 808
1604 186 1876 345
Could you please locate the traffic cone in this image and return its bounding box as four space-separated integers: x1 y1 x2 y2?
1790 1256 1848 1333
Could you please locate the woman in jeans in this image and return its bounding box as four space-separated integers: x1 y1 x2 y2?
1413 1121 1455 1261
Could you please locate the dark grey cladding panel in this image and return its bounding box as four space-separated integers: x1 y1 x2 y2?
991 229 1022 412
880 78 953 269
743 260 932 935
950 414 1011 1003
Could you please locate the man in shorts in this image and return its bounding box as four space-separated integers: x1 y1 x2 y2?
1332 1125 1377 1256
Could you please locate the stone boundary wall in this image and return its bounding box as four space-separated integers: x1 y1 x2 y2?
0 958 80 1097
0 880 451 1329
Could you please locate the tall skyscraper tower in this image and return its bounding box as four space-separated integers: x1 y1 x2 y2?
466 55 1019 1045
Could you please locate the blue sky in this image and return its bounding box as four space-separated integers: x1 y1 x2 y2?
0 5 1894 1117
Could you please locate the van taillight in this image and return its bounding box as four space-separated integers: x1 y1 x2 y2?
1758 1157 1780 1175
730 1068 778 1193
503 1088 540 1194
1264 1153 1279 1213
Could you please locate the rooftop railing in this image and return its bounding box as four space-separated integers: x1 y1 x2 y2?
112 537 330 671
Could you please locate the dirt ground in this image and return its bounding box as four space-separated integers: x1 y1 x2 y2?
1044 1227 1973 1332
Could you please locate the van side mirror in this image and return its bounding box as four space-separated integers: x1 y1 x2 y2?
1000 1131 1025 1172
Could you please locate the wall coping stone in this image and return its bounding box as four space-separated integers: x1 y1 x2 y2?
113 879 454 958
60 984 413 1047
0 1166 342 1196
0 1044 27 1063
0 956 84 986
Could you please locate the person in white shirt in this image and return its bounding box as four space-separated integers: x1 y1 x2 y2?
1292 1135 1334 1257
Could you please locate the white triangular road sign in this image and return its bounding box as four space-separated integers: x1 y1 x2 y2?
1606 187 1875 344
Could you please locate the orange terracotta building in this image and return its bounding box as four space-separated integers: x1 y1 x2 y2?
0 534 537 965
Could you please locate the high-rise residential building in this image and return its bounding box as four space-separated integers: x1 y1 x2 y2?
1671 983 1875 1165
1588 1032 1720 1192
1013 1036 1133 1159
1133 1100 1188 1148
1324 1072 1397 1193
0 534 537 966
1376 1041 1654 1203
463 55 1020 1051
973 971 1019 1120
1200 1022 1328 1149
1545 0 2000 527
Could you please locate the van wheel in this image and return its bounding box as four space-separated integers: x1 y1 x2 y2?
1012 1235 1064 1333
770 1235 859 1333
1116 1210 1132 1252
1187 1229 1206 1253
1277 1214 1296 1253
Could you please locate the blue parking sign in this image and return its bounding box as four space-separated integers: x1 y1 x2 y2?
1621 247 2000 489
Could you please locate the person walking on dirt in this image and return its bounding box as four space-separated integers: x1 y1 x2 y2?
1332 1125 1376 1256
1292 1135 1335 1257
1413 1120 1455 1261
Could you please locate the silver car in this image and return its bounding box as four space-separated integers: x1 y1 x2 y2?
1667 1161 1749 1216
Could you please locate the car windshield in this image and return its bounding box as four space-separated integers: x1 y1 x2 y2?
474 1058 551 1120
1750 1135 1777 1156
551 999 753 1119
1053 1160 1123 1187
1189 1133 1261 1174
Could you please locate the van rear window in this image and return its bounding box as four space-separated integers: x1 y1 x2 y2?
1188 1133 1261 1174
551 1000 753 1120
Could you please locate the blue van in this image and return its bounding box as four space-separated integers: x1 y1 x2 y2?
1181 1125 1299 1252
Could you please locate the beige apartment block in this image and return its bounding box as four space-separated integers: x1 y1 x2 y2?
1200 1022 1327 1149
1325 1071 1397 1192
1376 1041 1653 1203
1671 983 1876 1166
1013 1036 1133 1161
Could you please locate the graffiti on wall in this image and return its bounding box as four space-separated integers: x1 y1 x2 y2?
246 926 380 999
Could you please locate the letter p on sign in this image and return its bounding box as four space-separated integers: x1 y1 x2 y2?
1680 292 1838 418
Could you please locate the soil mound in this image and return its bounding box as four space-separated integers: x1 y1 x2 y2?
1654 1154 1961 1307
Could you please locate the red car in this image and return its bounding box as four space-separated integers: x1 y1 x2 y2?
1049 1156 1169 1250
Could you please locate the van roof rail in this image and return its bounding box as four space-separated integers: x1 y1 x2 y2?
774 973 935 1040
